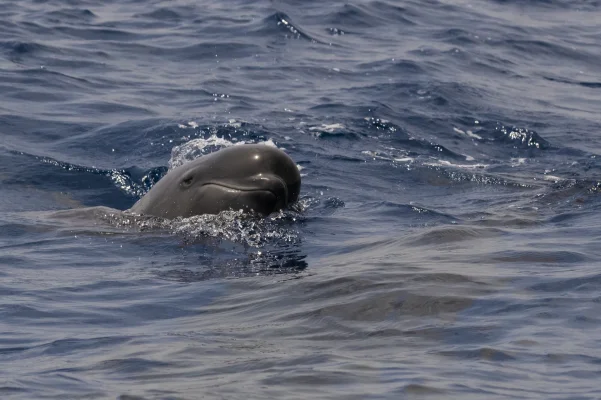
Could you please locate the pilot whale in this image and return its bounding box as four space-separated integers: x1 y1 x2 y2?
127 144 301 219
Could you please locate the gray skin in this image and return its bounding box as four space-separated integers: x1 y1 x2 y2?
128 144 301 219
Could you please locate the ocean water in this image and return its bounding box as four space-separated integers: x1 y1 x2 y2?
1 0 601 399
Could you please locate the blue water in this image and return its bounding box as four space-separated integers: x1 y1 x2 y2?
2 0 601 398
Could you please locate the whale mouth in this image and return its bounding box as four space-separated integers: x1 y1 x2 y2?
205 175 289 202
203 183 283 200
198 180 288 216
203 183 279 199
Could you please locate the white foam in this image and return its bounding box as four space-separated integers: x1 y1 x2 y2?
543 175 563 182
169 209 301 248
227 119 242 128
309 123 345 133
453 127 482 140
510 158 527 167
362 150 413 164
361 150 388 161
425 159 488 169
169 135 240 169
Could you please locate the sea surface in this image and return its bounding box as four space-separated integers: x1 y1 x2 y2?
1 0 601 399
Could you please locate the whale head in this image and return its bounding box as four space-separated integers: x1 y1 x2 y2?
128 144 301 219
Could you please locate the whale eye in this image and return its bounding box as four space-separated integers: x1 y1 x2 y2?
181 176 193 186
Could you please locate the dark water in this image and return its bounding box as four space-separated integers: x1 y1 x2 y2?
2 0 601 398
